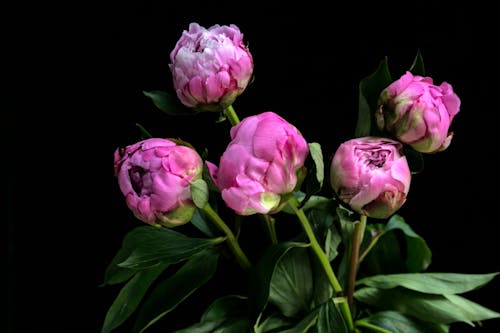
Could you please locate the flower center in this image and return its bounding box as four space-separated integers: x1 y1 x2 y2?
364 149 389 168
129 166 146 194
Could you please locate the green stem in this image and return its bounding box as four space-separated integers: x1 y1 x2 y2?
287 196 354 331
223 105 240 126
355 320 392 333
347 215 367 310
203 203 251 270
262 214 278 244
358 230 383 264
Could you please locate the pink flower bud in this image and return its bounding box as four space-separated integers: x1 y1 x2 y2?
114 138 203 227
329 137 411 219
169 22 254 112
376 71 461 153
207 112 309 215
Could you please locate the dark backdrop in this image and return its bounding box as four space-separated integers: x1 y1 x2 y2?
5 1 499 332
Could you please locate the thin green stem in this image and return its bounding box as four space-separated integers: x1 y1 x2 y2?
203 203 251 270
358 231 383 264
347 215 367 310
223 105 240 126
287 196 354 331
262 214 278 244
355 320 391 333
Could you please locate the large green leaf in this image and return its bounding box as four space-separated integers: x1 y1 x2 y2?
357 310 448 333
279 309 318 333
360 215 431 275
336 207 359 290
174 319 250 333
143 90 198 116
101 263 168 333
385 215 431 272
359 227 406 277
103 227 146 285
355 57 392 137
132 249 219 332
200 295 247 322
117 226 220 269
190 208 217 238
173 295 251 333
281 193 333 214
254 313 292 333
354 287 500 326
248 241 310 319
356 272 500 295
269 247 314 317
316 299 350 333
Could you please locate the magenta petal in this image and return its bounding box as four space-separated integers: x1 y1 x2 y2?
205 74 224 103
205 161 220 187
188 76 205 102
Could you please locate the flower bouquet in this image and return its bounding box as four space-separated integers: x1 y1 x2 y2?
101 22 499 332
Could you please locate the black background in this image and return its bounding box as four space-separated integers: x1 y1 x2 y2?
5 1 500 332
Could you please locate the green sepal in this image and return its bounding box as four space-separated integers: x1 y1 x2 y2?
143 90 199 116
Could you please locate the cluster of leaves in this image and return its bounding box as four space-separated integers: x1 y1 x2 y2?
101 52 499 332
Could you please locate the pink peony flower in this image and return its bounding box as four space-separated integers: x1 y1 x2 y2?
207 112 309 215
329 136 411 219
114 138 203 227
376 71 461 153
169 22 254 112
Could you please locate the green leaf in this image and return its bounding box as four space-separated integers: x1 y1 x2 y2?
207 318 251 333
359 227 406 276
143 90 198 116
360 215 431 275
101 262 168 333
190 208 217 238
409 50 425 76
278 309 318 333
336 207 359 289
199 295 248 323
385 215 431 272
310 228 342 308
303 195 336 213
355 57 392 137
135 123 153 139
325 227 342 262
174 295 251 333
308 143 324 186
356 272 500 295
117 226 220 269
281 193 334 215
173 321 221 332
316 299 350 333
132 249 219 332
269 247 314 317
190 179 209 209
358 310 449 333
248 241 310 319
103 230 141 285
300 143 325 208
354 287 500 326
310 253 333 307
254 313 292 333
